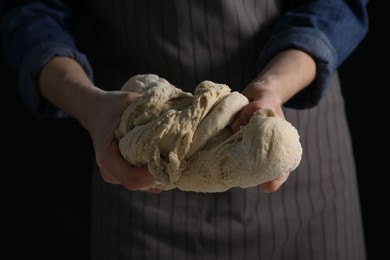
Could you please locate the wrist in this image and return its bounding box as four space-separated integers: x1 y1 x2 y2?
250 49 316 104
242 76 283 106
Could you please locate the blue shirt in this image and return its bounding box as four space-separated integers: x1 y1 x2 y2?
0 0 369 119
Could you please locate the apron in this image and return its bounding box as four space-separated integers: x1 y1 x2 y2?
75 1 366 259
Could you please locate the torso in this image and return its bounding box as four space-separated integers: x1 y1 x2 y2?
77 1 366 259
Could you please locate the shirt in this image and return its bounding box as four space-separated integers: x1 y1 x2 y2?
0 0 369 119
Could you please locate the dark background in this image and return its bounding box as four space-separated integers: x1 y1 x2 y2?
2 1 387 259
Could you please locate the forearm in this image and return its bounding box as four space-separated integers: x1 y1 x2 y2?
38 56 155 191
38 56 103 128
233 49 315 192
244 49 316 104
258 0 368 109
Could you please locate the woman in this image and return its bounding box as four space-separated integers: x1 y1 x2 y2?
1 0 369 259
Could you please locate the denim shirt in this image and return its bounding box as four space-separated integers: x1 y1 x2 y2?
0 0 369 119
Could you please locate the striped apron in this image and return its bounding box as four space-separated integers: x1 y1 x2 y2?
74 0 366 259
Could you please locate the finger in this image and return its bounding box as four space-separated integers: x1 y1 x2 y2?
100 162 157 191
142 187 164 194
260 172 290 193
97 142 156 190
98 158 154 190
231 102 262 132
120 165 156 191
99 167 121 184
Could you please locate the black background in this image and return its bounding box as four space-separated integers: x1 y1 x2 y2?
2 1 388 259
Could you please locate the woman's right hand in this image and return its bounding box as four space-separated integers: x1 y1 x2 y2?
84 89 160 192
39 56 159 192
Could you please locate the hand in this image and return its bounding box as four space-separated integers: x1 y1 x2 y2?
229 49 316 192
231 80 290 192
39 57 160 192
85 89 162 193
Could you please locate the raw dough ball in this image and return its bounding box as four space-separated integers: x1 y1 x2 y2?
115 74 302 192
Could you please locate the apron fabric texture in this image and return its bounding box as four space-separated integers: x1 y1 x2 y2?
75 0 366 259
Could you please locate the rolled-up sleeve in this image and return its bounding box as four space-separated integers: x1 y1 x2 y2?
0 0 93 119
259 0 369 109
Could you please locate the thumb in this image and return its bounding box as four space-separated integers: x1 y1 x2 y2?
231 102 260 132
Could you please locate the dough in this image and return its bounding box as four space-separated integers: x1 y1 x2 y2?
115 74 303 192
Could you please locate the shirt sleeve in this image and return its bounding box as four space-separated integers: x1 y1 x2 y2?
0 0 93 119
259 0 369 109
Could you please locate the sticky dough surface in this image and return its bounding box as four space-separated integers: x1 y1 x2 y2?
116 74 302 192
